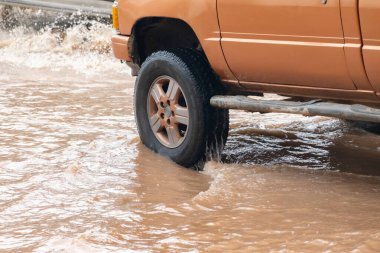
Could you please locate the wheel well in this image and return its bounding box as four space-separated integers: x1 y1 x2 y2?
130 18 203 66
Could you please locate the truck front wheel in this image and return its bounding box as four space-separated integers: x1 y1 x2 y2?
134 49 229 169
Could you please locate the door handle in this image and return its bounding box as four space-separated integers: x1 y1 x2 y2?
322 0 328 5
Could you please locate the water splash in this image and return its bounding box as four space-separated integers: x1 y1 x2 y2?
0 6 128 80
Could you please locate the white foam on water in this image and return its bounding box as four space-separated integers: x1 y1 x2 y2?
0 6 130 82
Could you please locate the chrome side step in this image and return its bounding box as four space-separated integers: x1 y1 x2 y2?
211 96 380 123
0 0 112 17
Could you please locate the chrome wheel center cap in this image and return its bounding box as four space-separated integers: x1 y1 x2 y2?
164 106 171 117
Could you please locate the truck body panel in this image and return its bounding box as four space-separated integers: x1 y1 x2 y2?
113 0 380 103
340 0 374 91
217 0 356 90
359 0 380 95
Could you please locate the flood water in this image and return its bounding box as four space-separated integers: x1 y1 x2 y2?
1 6 380 253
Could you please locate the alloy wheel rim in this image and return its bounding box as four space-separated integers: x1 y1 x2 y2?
147 76 189 149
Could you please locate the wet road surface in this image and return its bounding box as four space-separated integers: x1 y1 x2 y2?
1 6 380 252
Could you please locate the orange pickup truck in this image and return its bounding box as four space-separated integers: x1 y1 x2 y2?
111 0 380 169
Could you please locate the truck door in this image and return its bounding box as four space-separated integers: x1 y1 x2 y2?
359 0 380 95
217 0 357 90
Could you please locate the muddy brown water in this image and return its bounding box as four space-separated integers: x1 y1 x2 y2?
1 6 380 253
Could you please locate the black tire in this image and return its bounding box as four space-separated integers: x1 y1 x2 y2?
134 48 229 170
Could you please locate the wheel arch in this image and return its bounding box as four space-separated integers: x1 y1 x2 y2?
117 0 236 80
129 17 206 66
